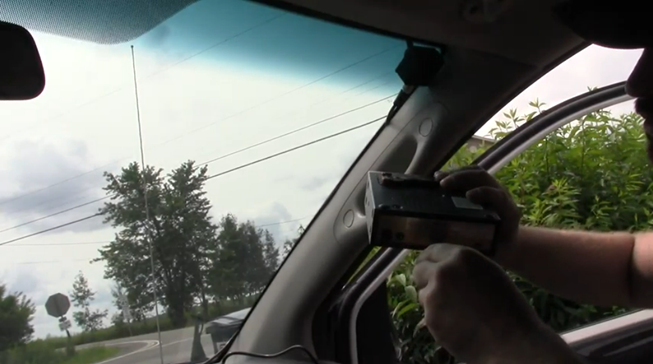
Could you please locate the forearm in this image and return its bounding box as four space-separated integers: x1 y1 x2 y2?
495 226 635 307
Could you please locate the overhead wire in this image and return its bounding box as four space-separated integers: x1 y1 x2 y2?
197 93 396 166
2 216 310 256
4 187 108 219
4 240 111 247
0 12 288 146
205 115 383 180
0 92 394 234
10 258 93 265
0 214 102 247
0 115 384 246
136 45 400 151
0 196 107 234
0 48 400 210
0 72 397 219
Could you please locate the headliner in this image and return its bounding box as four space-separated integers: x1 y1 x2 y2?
0 0 585 67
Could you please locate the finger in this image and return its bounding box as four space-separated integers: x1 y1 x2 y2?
415 243 465 266
412 261 436 291
417 279 435 308
433 170 449 182
434 165 481 182
439 168 499 193
466 186 518 219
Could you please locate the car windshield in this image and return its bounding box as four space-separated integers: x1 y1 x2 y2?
0 1 404 362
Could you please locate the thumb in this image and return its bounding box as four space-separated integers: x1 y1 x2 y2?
466 186 515 218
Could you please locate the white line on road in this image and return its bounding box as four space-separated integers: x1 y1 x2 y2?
95 340 160 364
161 337 193 348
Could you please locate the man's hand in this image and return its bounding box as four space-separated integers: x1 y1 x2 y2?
435 166 521 260
413 243 583 364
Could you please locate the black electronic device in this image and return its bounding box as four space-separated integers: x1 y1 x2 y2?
364 171 501 254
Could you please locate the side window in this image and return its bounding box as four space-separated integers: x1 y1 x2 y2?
387 98 642 364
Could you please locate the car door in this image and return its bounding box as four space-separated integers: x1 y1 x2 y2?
338 80 653 364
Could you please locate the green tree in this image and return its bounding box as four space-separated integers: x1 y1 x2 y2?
97 161 218 328
262 230 280 276
282 225 304 258
388 101 643 363
209 214 242 303
0 284 35 352
70 271 108 332
209 215 277 304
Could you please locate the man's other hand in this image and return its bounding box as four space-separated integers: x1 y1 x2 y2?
435 166 521 259
412 243 580 364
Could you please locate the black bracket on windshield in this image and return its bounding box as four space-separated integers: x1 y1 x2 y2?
387 41 444 121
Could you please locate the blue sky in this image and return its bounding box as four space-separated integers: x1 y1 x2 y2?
0 0 644 339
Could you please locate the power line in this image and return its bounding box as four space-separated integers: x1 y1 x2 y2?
0 73 396 218
0 197 107 234
0 51 398 210
10 258 93 265
198 93 396 166
141 45 400 151
0 13 288 209
192 74 397 165
5 240 111 247
0 214 101 247
3 218 309 248
0 94 392 234
0 116 383 246
0 13 287 147
4 216 310 254
206 116 383 180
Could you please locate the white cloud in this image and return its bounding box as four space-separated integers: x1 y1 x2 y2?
479 46 643 135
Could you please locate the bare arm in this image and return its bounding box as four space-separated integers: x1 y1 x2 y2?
435 167 653 308
496 226 653 308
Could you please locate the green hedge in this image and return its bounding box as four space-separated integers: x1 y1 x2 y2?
388 101 644 364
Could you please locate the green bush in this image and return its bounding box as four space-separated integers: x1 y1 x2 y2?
388 100 646 363
0 340 65 364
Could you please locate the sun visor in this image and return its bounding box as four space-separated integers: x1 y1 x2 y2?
553 0 653 49
0 0 199 44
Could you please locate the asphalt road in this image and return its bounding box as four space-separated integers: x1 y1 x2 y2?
78 326 220 364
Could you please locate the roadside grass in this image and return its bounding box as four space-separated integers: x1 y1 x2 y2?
1 342 119 364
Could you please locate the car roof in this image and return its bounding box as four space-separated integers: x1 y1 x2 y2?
210 308 251 326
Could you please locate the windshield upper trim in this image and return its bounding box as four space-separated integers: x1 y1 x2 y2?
247 0 444 50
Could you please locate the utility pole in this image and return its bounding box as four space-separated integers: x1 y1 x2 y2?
131 45 165 364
